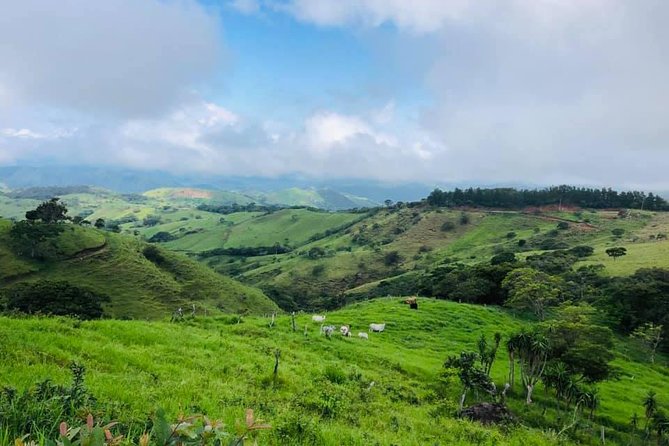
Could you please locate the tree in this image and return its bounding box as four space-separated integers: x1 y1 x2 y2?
605 246 627 260
384 199 394 207
25 197 69 223
9 220 65 259
508 330 549 404
444 351 495 412
631 323 664 363
543 303 616 383
94 218 105 229
477 333 502 376
502 268 563 320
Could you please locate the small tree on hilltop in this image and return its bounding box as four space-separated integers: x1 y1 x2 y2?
25 197 69 223
605 246 627 260
631 323 664 364
94 218 105 229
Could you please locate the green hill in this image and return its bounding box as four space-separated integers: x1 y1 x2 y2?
0 298 666 445
0 219 278 319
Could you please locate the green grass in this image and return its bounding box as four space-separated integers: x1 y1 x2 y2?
1 298 665 445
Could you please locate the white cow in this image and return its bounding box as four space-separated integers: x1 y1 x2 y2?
312 315 326 323
369 323 386 332
321 325 336 337
340 325 351 337
358 332 369 340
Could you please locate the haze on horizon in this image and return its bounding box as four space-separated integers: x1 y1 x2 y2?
1 0 668 190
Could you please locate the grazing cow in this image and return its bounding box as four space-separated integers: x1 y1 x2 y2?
369 323 386 332
321 325 336 337
358 332 369 340
340 325 351 337
312 315 326 322
404 296 418 310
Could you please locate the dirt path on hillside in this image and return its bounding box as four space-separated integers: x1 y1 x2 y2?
67 240 109 261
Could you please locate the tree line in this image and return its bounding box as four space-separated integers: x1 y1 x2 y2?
426 185 668 210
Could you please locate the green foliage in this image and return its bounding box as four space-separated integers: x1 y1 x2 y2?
9 221 66 259
383 250 401 266
147 231 176 243
490 252 516 266
25 198 69 223
502 268 563 320
556 221 569 230
4 280 109 319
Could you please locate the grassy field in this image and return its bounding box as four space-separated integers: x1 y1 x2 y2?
0 298 665 445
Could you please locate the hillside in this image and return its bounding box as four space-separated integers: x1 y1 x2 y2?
1 298 666 445
0 218 278 319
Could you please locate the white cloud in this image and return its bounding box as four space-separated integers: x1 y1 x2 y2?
0 0 222 117
304 112 389 151
230 0 261 14
277 0 471 33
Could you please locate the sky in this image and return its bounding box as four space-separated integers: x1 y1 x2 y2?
0 0 668 189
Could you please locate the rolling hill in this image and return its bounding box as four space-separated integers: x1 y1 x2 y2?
0 218 278 319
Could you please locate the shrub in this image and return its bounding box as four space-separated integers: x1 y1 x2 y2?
611 228 626 237
517 239 527 247
311 264 325 276
148 231 176 243
490 252 516 265
441 221 456 232
556 221 569 230
568 245 594 258
384 250 402 266
143 245 167 265
459 213 470 225
506 231 517 239
4 280 109 319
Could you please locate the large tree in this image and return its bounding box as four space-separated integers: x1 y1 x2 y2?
502 268 563 320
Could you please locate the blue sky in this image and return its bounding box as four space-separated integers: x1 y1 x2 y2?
1 0 668 189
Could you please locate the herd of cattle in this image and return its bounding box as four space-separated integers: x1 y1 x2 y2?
311 315 385 339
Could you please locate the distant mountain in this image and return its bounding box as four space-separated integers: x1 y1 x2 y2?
0 165 433 203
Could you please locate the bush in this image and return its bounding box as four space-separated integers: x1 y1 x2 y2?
384 250 402 266
441 221 456 232
568 245 594 258
506 231 517 239
490 252 516 265
4 280 109 319
148 231 177 243
311 264 325 276
517 239 527 247
556 221 569 230
612 228 626 237
459 213 470 225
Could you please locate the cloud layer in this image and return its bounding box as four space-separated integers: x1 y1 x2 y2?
1 0 668 190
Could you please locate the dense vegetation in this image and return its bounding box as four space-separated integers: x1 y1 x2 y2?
426 185 668 210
